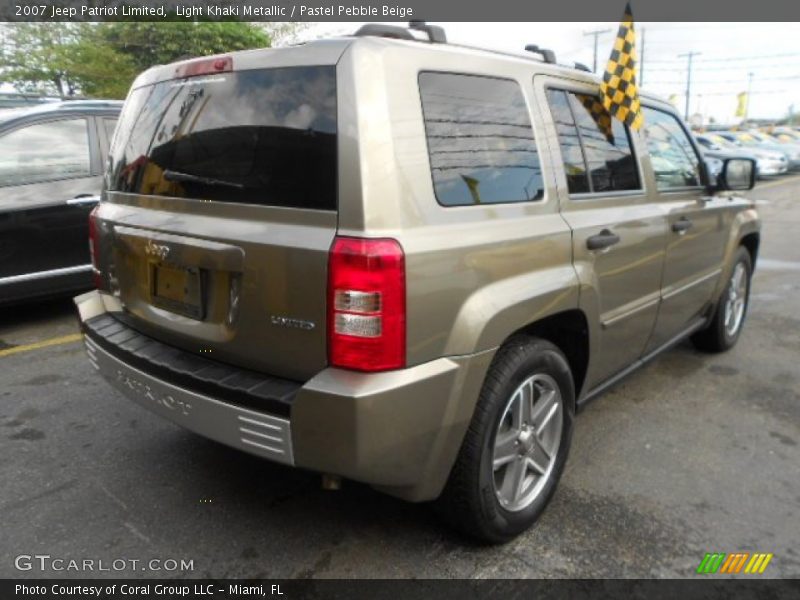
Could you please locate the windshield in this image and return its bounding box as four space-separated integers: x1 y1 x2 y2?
106 66 337 210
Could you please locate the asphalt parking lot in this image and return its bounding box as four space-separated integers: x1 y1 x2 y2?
2 176 799 579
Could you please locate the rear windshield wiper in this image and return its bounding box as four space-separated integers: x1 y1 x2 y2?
163 169 244 189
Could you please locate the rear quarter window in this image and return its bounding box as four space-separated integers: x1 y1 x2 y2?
419 72 544 206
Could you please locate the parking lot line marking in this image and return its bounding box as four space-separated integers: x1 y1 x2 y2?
755 174 800 191
0 333 82 358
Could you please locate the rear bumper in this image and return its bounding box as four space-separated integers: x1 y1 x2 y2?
85 334 296 464
76 290 494 502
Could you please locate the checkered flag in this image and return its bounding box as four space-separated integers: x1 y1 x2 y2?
577 93 615 144
600 2 644 130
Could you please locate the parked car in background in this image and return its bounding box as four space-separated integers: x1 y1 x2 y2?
718 131 800 170
747 131 800 168
696 133 787 177
765 127 800 145
0 100 122 306
695 134 752 180
0 92 62 111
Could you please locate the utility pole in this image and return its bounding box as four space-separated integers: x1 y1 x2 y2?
678 51 702 120
639 27 646 86
584 28 612 73
744 72 754 122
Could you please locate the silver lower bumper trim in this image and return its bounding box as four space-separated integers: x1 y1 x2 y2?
84 336 294 466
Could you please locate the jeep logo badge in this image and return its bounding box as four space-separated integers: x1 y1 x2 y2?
145 240 170 260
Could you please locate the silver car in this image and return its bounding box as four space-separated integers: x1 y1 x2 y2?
719 131 800 170
697 133 787 177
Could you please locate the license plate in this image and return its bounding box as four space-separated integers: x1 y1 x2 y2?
151 263 204 320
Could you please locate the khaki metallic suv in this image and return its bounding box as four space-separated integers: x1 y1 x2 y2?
75 24 760 542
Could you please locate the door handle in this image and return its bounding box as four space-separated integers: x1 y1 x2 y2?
672 218 693 234
586 229 621 251
66 194 101 206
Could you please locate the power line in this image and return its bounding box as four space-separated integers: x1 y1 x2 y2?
641 75 800 85
645 88 794 97
643 52 800 64
640 62 800 72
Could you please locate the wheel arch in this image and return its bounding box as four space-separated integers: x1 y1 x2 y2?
740 231 760 267
712 208 761 301
504 309 590 404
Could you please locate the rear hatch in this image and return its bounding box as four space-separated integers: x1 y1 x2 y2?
94 46 346 381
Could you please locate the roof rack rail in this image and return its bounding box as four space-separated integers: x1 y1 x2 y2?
354 24 415 41
409 21 447 43
524 44 557 64
353 22 447 44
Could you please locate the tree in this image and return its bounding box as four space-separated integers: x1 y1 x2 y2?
96 22 271 75
64 28 139 99
0 23 85 96
0 22 274 99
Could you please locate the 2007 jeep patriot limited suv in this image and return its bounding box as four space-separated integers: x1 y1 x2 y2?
75 24 760 542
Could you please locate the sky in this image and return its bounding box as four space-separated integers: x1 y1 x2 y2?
300 22 800 124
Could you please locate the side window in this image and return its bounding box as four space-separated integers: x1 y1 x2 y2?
419 72 544 206
0 118 91 187
103 118 118 145
546 88 640 194
641 107 702 189
546 90 590 193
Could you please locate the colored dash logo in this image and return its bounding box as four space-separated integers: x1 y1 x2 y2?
697 552 773 574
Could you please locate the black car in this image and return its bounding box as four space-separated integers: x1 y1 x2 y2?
0 100 122 306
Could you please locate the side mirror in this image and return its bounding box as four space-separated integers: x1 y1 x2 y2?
715 157 756 192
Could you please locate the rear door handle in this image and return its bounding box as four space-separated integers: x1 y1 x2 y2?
66 194 101 206
586 229 621 251
672 218 693 234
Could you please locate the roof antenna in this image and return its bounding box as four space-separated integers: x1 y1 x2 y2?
409 21 447 44
524 44 557 64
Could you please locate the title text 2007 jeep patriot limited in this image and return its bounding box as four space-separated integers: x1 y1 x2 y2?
75 24 760 542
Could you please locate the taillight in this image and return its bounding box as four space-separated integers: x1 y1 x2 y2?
88 206 104 290
328 237 406 372
174 56 232 79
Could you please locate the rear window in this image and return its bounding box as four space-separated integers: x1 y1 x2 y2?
106 66 337 210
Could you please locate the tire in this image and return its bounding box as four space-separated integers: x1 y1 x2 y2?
691 246 753 353
436 336 575 543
